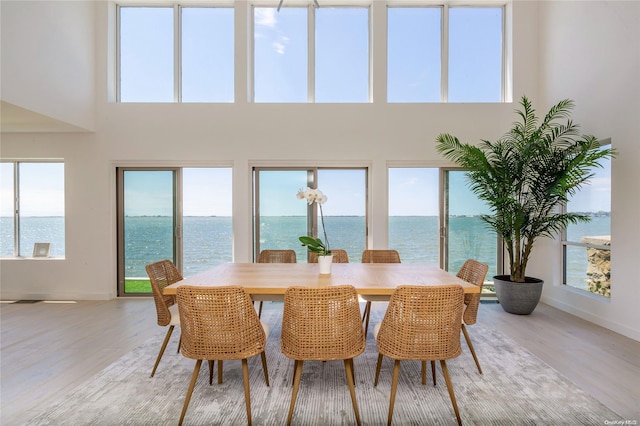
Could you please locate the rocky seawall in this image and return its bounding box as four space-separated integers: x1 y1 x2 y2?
581 236 611 297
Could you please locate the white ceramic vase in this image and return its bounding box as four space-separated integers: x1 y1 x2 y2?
317 254 333 274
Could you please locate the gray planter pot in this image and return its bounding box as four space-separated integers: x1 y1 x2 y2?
494 275 544 315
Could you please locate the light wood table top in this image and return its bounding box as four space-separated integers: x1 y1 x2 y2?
163 262 479 297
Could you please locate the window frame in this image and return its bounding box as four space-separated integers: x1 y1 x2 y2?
561 140 612 298
252 166 369 261
251 4 372 103
386 3 507 103
0 160 65 258
116 4 235 103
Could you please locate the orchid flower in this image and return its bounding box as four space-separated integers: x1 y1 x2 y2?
297 187 331 256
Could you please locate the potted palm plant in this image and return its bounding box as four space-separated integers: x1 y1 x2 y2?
435 95 615 314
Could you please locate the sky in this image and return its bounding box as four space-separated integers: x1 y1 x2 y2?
0 6 611 217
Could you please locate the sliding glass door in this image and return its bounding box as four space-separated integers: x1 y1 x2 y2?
442 169 499 281
118 169 178 295
117 167 232 296
253 168 367 262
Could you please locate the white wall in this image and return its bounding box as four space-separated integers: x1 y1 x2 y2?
532 1 640 341
1 1 638 341
0 1 95 131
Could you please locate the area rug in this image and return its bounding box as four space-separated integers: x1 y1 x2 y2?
27 303 622 425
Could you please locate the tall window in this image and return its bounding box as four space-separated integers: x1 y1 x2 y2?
389 167 499 288
118 6 234 103
387 7 441 103
253 168 367 262
253 6 370 103
388 6 504 103
388 168 439 263
0 162 65 257
563 145 612 297
117 167 232 295
253 7 308 102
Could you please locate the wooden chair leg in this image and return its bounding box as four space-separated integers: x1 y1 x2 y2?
177 333 181 353
241 359 252 426
374 353 384 386
208 360 214 385
349 358 356 386
362 301 371 322
440 360 462 426
421 361 426 385
151 325 174 377
344 359 362 426
258 301 263 318
388 360 401 426
286 360 304 426
362 302 372 336
218 360 224 384
179 359 202 426
432 360 436 386
260 351 270 386
462 324 482 374
291 360 298 387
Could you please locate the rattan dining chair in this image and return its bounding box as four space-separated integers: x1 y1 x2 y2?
255 249 297 317
281 285 366 426
309 248 349 263
360 249 401 337
457 259 489 374
374 285 465 426
176 285 270 426
145 259 183 378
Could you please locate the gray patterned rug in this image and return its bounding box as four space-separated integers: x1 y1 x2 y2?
27 303 622 425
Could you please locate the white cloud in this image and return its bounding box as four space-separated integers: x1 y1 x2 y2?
255 8 277 28
273 42 286 54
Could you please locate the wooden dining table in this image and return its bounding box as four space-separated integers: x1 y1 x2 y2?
163 262 479 297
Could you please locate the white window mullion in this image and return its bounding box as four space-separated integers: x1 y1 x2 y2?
174 5 181 103
441 5 448 103
13 163 20 257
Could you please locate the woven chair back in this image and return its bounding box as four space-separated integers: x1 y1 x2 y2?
376 285 464 361
457 259 489 325
146 259 183 327
309 249 349 264
176 285 267 361
257 249 297 263
361 249 401 263
281 285 365 361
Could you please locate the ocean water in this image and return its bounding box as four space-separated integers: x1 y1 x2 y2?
1 216 610 289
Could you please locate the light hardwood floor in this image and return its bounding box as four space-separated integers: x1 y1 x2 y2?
1 299 639 425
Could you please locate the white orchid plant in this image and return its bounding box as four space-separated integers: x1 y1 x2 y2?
296 187 331 256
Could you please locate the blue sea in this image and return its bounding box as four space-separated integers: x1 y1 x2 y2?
1 216 610 289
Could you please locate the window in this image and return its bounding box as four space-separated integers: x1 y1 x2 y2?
182 7 235 102
389 167 500 292
387 7 441 103
118 6 234 103
253 168 367 261
563 145 612 297
117 167 232 295
388 168 439 262
388 6 504 103
253 7 308 102
0 162 65 257
253 6 370 103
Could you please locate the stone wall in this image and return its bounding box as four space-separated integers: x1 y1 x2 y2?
581 236 611 297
